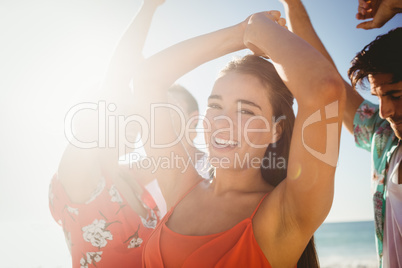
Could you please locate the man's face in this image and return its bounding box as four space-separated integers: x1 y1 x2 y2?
369 73 402 140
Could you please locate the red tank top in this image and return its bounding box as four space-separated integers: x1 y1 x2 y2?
143 182 272 267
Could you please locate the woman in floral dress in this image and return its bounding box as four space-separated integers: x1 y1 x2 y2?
49 0 163 267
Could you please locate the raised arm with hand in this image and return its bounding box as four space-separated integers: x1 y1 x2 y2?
132 20 247 208
356 0 402 29
102 0 164 92
58 0 163 207
244 11 345 267
279 0 363 134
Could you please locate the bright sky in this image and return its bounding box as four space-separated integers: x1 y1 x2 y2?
0 0 401 266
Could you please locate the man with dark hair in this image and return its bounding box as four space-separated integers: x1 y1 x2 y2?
278 0 401 266
349 28 402 90
348 28 402 268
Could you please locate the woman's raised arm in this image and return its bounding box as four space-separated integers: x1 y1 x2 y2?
101 0 165 93
58 0 164 204
279 0 363 134
243 11 345 266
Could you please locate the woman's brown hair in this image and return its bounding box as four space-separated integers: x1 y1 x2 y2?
220 55 319 268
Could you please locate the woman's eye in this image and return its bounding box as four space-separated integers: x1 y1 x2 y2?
390 95 402 100
239 109 255 115
208 103 221 109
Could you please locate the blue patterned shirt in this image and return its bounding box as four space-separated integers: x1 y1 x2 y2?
353 100 399 267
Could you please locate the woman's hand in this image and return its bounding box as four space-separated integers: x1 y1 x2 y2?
243 11 287 57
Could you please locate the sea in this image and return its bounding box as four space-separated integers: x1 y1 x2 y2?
0 220 378 267
315 221 378 268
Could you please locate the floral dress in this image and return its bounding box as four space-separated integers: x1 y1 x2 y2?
353 100 399 267
49 172 160 268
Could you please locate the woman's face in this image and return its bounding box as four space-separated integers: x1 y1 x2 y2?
204 72 276 170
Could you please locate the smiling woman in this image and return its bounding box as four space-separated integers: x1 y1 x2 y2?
213 55 295 186
206 72 274 163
